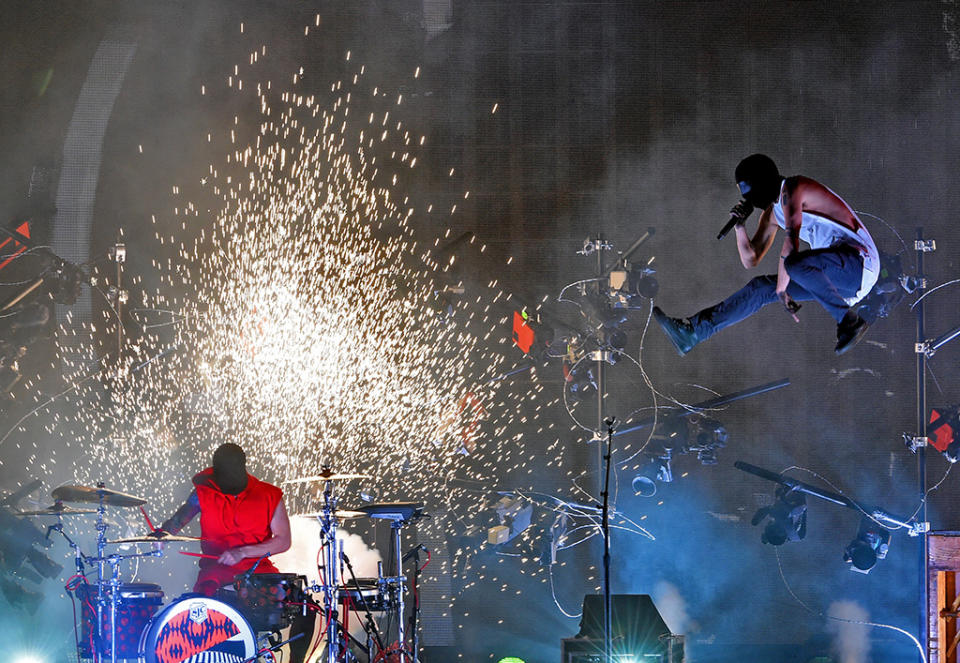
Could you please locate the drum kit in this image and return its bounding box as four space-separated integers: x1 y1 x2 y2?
18 471 428 663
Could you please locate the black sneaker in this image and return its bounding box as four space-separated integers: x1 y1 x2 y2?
835 312 869 355
653 306 698 356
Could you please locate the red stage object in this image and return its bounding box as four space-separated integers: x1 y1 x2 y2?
929 408 958 453
0 221 31 272
512 311 534 354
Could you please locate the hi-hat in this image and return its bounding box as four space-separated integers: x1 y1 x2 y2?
52 485 147 507
294 510 368 520
283 472 372 484
109 534 200 544
17 503 96 517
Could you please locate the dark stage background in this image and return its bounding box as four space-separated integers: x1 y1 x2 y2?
2 2 960 662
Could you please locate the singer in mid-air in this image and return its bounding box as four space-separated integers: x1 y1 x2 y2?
653 153 879 355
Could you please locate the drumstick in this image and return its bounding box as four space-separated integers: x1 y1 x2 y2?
140 506 155 531
179 551 219 559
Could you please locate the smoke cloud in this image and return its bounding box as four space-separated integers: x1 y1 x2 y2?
653 580 698 636
273 516 383 580
827 600 871 663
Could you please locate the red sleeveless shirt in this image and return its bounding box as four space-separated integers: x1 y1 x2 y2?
192 468 283 592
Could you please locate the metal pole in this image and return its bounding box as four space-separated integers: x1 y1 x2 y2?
594 237 611 663
601 421 615 663
915 228 929 662
596 237 606 497
96 490 106 663
394 523 406 658
322 482 340 663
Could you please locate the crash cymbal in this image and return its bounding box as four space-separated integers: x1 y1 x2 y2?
109 534 200 544
52 485 146 507
283 472 372 484
17 503 96 516
294 510 368 520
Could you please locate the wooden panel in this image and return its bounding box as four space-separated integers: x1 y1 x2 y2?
930 534 960 571
938 572 952 663
929 535 960 663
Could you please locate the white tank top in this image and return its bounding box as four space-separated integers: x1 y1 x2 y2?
772 181 879 305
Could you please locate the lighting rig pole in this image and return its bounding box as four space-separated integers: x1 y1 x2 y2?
585 230 654 663
901 230 960 661
593 235 608 498
591 235 612 663
914 228 933 662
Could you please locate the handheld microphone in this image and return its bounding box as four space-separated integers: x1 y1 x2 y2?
717 200 754 240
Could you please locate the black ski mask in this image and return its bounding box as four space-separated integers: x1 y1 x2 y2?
212 443 248 495
735 153 783 209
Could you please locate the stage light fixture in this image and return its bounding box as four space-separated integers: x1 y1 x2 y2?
750 485 807 546
13 654 45 663
497 658 526 663
843 517 891 574
632 457 671 497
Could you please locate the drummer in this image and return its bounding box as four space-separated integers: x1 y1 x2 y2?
154 443 314 661
155 443 291 593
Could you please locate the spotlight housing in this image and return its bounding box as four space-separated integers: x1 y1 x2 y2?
843 517 891 574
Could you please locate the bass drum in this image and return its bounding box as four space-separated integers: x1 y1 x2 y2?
139 595 257 663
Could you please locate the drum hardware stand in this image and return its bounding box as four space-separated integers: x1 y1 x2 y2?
408 546 424 663
391 520 409 661
317 473 345 662
358 504 425 663
84 546 163 663
58 483 163 663
239 632 306 663
340 551 386 656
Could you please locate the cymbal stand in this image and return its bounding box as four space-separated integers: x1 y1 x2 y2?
86 483 162 663
318 477 342 662
95 485 108 663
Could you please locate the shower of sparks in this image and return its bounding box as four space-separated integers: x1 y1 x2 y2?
3 29 668 624
38 56 539 521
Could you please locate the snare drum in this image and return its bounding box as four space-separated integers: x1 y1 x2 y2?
230 572 306 631
77 582 164 659
138 594 256 663
339 577 394 612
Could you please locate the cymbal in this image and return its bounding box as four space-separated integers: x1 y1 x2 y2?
52 485 146 507
109 534 200 544
294 510 368 520
283 472 372 484
17 503 96 516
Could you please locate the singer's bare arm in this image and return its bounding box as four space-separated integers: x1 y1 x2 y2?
734 206 778 269
217 501 292 566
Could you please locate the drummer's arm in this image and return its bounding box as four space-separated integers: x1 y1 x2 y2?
157 491 200 535
217 501 291 566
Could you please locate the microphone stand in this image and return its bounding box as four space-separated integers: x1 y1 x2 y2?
601 416 616 663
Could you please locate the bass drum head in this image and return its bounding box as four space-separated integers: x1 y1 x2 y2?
139 595 256 663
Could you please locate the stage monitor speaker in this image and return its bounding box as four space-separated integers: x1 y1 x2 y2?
560 594 683 662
